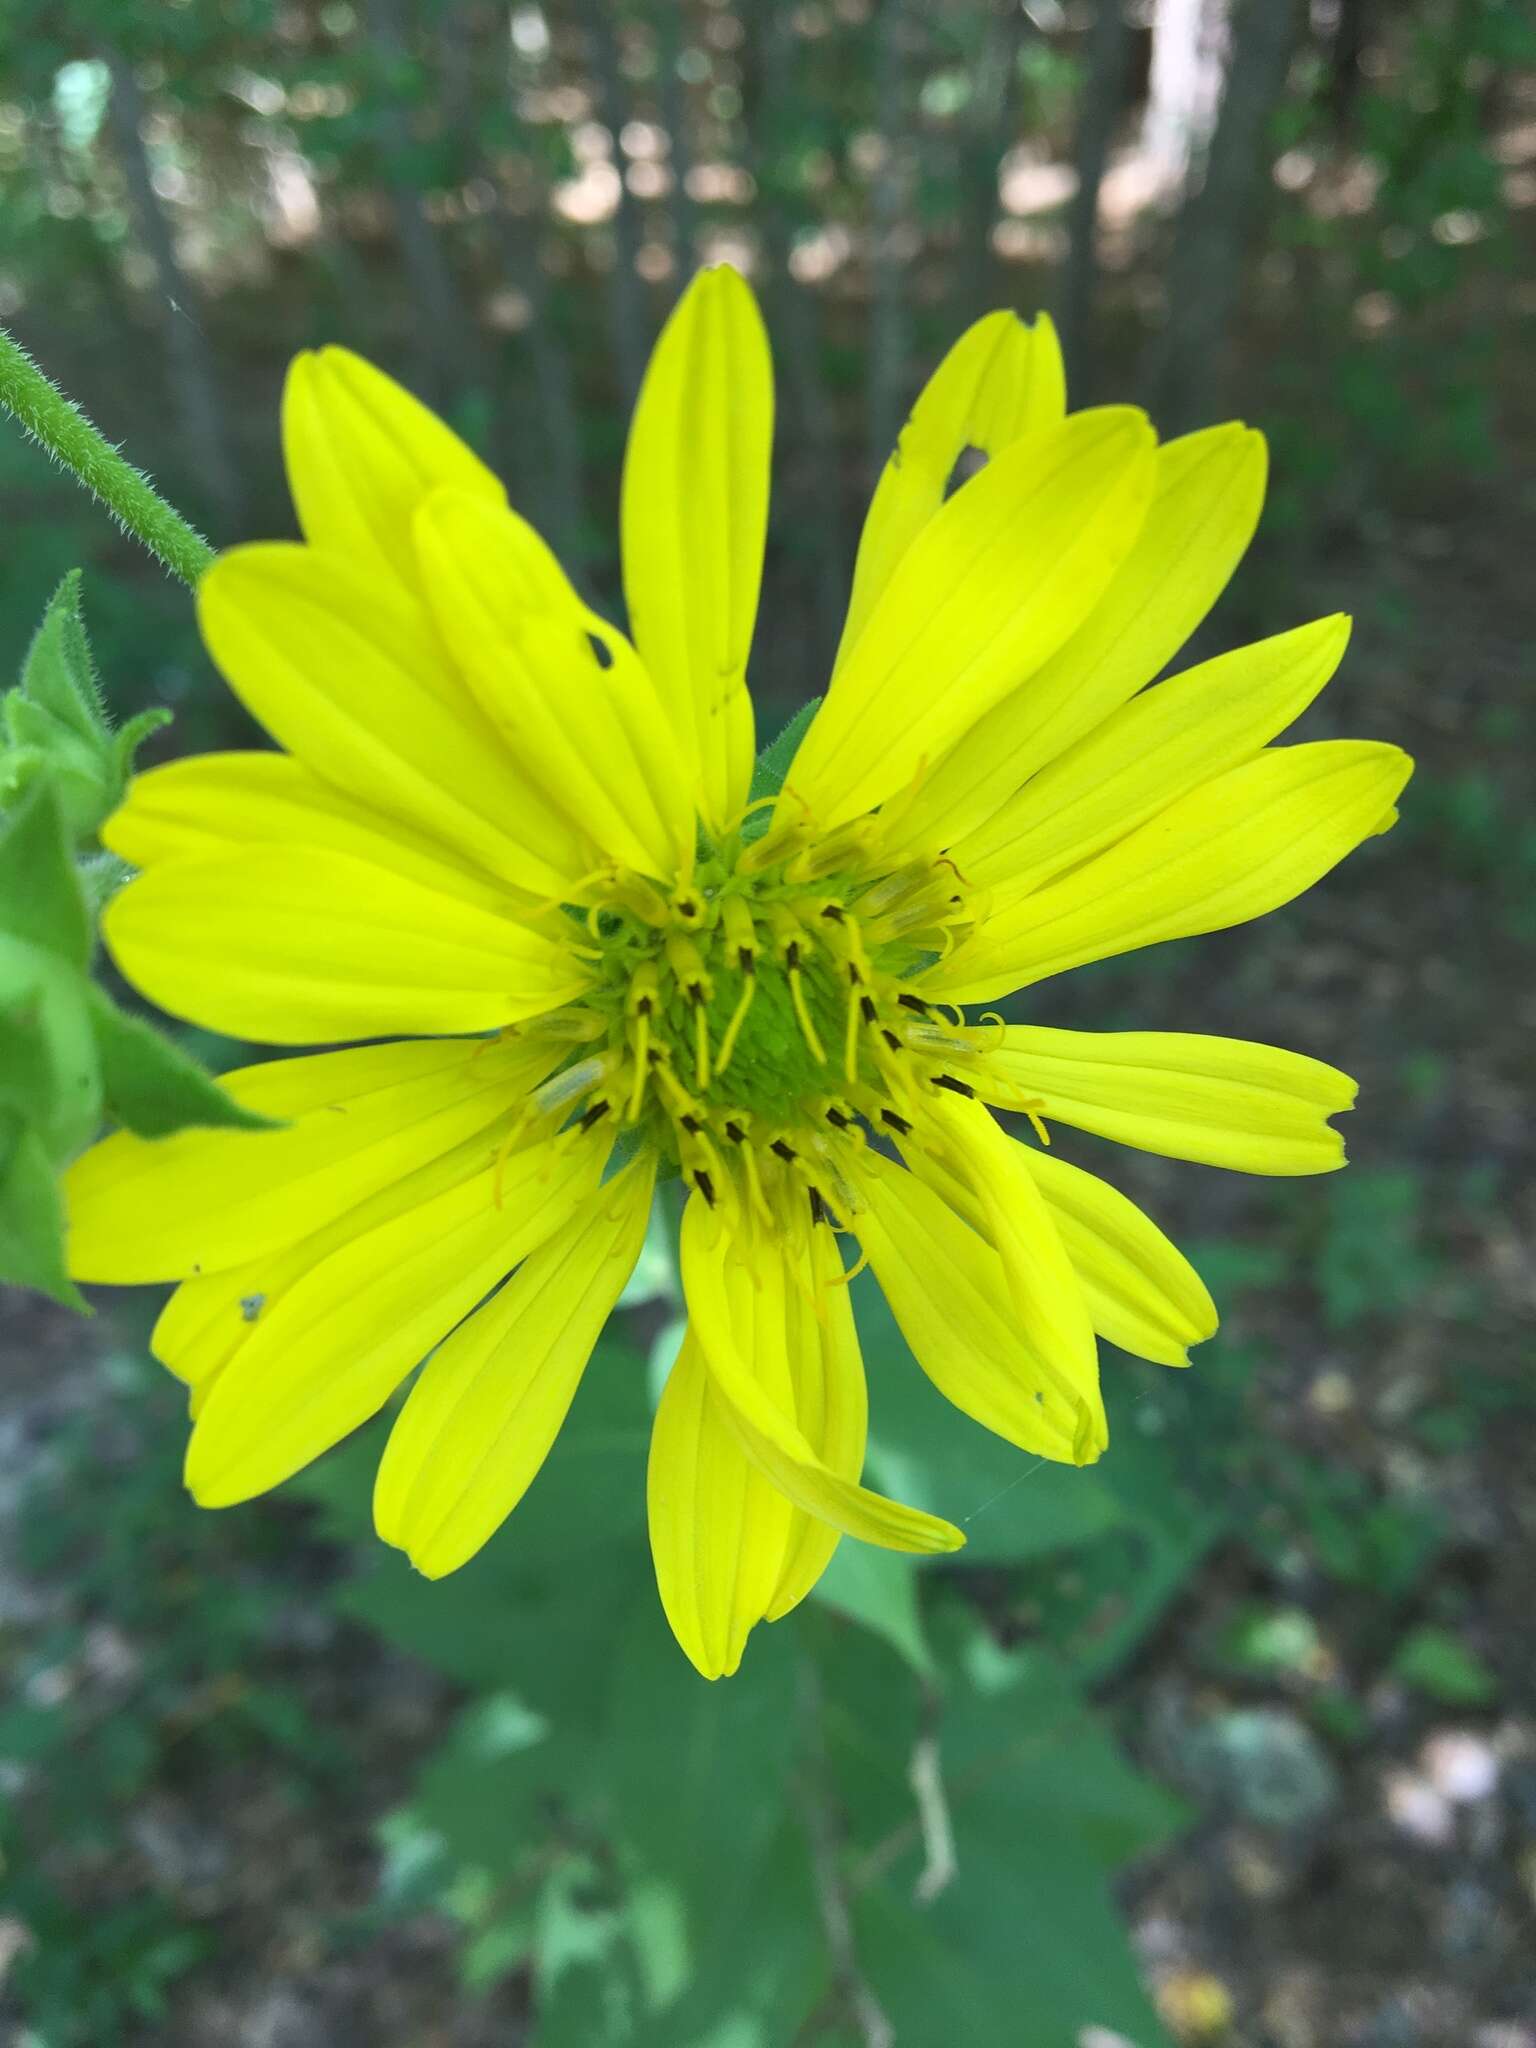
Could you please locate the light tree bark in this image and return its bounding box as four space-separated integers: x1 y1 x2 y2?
1145 0 1300 433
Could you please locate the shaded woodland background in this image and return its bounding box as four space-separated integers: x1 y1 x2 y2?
1 3 1534 2045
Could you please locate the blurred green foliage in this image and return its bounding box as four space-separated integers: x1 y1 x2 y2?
1 0 1532 2039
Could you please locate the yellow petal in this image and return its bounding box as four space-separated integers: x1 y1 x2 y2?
978 1026 1357 1175
66 1035 556 1284
198 544 588 899
835 310 1065 670
151 1128 507 1397
375 1155 655 1577
186 1132 605 1507
883 423 1267 857
621 265 768 832
649 1221 868 1675
1024 1149 1217 1368
851 1141 1105 1466
647 1333 796 1681
414 490 694 880
283 346 504 587
103 752 516 914
763 1221 869 1620
927 1090 1102 1410
102 847 588 1045
781 408 1156 834
960 613 1352 894
935 740 1414 1003
679 1196 962 1555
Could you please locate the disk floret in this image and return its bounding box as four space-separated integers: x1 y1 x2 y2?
522 818 995 1223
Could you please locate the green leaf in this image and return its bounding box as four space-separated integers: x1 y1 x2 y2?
1 574 170 843
87 986 276 1137
812 1540 934 1677
0 779 91 967
18 570 103 739
1391 1624 1498 1705
847 1620 1183 2048
0 934 102 1160
853 1274 1133 1566
0 1110 87 1310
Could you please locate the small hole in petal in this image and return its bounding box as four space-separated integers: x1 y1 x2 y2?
944 444 989 499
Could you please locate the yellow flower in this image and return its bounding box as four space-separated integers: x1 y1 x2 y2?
64 269 1411 1679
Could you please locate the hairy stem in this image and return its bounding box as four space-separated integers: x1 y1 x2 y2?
0 327 215 587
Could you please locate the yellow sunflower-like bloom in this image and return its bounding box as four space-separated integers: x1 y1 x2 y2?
64 269 1412 1678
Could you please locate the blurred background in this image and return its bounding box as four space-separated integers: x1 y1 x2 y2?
1 1 1533 2043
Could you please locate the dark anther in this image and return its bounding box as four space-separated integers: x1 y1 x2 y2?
785 940 801 969
880 1109 913 1135
897 993 930 1014
825 1106 851 1128
859 995 877 1024
579 1100 611 1132
688 982 706 1004
738 947 754 972
695 1169 717 1207
637 995 653 1016
808 1188 827 1226
679 1112 702 1135
820 904 845 923
770 1139 797 1162
676 896 699 919
586 630 615 670
724 1120 747 1143
881 1029 902 1052
933 1074 975 1097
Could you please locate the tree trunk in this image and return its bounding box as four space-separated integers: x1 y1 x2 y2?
955 0 1028 322
579 0 650 406
1056 0 1135 393
866 0 912 474
101 47 243 535
362 0 486 411
1145 0 1299 433
750 6 849 683
656 2 697 275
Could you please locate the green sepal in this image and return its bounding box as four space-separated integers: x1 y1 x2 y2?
86 986 278 1138
0 1109 88 1313
742 696 821 841
0 779 92 968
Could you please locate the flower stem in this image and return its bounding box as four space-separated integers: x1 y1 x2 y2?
0 327 216 588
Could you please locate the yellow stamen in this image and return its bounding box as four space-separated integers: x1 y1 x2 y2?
715 971 757 1074
626 1012 650 1120
826 1240 871 1287
788 965 827 1065
693 1001 712 1091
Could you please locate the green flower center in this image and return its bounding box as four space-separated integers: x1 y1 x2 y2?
524 829 988 1215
